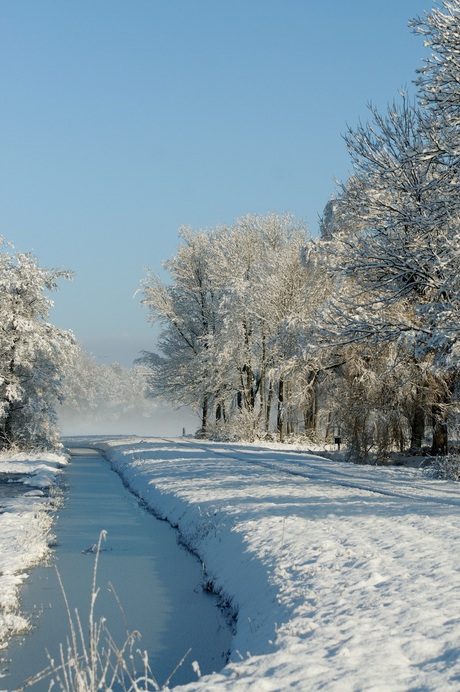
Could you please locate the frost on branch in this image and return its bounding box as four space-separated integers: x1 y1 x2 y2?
0 243 76 449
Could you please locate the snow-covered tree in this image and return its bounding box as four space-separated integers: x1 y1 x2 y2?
411 0 460 135
138 226 222 436
235 215 328 441
339 96 456 309
136 1 460 454
139 214 334 442
326 90 460 455
0 244 76 448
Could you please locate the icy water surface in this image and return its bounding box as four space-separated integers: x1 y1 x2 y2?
1 447 231 690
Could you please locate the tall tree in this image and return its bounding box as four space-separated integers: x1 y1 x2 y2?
329 94 460 454
138 226 221 436
0 244 76 448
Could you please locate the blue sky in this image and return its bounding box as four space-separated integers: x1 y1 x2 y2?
1 0 434 366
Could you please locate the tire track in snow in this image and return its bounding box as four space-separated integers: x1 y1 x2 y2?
165 438 460 509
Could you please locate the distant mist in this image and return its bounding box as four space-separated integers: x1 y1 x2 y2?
58 402 199 439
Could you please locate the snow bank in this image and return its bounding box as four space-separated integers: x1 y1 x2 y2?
0 451 67 647
98 437 460 691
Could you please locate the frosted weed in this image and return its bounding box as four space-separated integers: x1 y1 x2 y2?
20 531 191 691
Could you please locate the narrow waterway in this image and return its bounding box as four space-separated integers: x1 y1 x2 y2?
1 447 232 690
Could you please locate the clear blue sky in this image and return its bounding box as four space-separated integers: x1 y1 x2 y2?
1 0 434 366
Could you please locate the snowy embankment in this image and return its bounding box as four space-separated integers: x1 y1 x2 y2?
0 451 67 647
98 437 460 691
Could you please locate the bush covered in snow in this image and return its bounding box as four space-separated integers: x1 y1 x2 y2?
427 455 460 481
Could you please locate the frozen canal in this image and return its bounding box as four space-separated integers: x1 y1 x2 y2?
2 447 231 689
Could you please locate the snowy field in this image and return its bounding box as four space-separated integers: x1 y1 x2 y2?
0 451 67 648
2 437 460 690
95 437 460 691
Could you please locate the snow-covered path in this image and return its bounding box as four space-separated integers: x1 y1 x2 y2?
96 437 460 691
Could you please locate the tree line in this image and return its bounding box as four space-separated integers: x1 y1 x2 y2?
139 1 460 461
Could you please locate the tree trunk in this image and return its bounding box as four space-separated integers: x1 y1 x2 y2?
265 380 273 432
258 334 267 430
243 320 254 411
0 413 12 448
215 401 226 422
1 347 17 448
304 390 317 433
431 404 448 455
277 378 284 442
409 404 425 451
245 364 254 410
200 396 208 437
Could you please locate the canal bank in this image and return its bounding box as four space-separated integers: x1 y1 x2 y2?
2 447 231 690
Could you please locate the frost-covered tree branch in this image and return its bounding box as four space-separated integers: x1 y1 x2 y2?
0 243 76 449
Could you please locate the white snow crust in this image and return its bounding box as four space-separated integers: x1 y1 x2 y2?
93 437 460 691
3 438 460 690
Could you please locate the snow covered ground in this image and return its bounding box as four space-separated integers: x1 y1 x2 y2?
0 450 67 648
91 437 460 691
3 437 460 690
